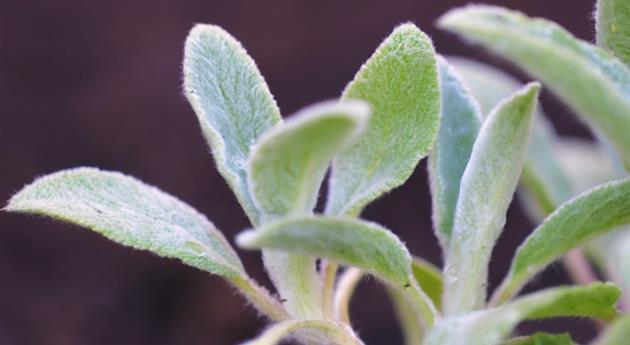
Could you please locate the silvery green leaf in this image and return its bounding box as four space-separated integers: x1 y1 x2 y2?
597 0 630 66
5 168 290 320
183 24 282 225
248 100 369 219
492 179 630 305
6 168 245 277
448 57 573 216
237 216 438 326
241 320 364 345
248 100 369 319
438 6 630 171
504 332 575 345
594 314 630 345
326 23 441 216
429 56 482 247
425 283 620 345
554 139 620 194
444 83 540 315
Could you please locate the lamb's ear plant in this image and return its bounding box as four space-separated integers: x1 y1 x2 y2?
5 1 630 344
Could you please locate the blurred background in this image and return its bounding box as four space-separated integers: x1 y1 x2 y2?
0 0 601 344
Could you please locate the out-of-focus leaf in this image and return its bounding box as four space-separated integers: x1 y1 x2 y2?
411 257 443 310
594 314 630 345
241 320 364 345
237 216 438 326
183 24 282 224
444 83 540 315
249 100 369 219
426 283 620 345
429 56 482 247
597 0 630 66
504 332 575 345
326 23 440 216
438 6 630 171
492 179 630 305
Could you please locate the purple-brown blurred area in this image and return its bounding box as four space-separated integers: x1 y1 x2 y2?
0 0 601 344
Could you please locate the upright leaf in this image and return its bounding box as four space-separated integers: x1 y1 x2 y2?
237 216 438 326
492 179 630 305
596 0 630 66
183 24 282 224
449 57 573 214
444 83 540 315
326 23 441 216
248 100 369 319
241 320 364 345
248 101 369 219
438 6 630 170
425 283 620 345
429 56 482 247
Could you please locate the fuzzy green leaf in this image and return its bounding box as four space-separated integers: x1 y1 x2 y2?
444 83 540 315
493 179 630 304
438 5 630 171
594 314 630 345
6 168 245 278
504 332 575 345
249 101 369 219
241 320 364 345
326 23 441 216
237 216 438 326
183 24 282 225
597 0 630 66
429 56 482 247
449 57 573 216
426 283 620 345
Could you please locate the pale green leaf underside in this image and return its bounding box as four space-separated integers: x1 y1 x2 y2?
438 5 630 171
237 216 438 326
184 24 282 225
6 168 245 278
238 216 411 286
597 0 630 66
241 320 364 345
594 314 630 345
411 256 443 310
326 23 441 216
444 83 539 315
448 57 573 216
504 332 575 345
429 56 482 247
249 100 369 219
495 179 630 304
426 283 620 345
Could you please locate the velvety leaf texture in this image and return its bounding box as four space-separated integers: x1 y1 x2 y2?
6 168 245 278
444 83 539 315
597 0 630 66
241 320 364 345
426 283 620 345
429 56 482 247
237 216 438 325
184 24 282 225
326 23 441 216
494 179 630 304
249 101 369 219
438 5 630 171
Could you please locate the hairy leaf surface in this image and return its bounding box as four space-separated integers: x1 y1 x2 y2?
597 0 630 66
438 5 630 170
326 23 440 216
184 24 282 224
444 83 539 315
429 56 482 247
241 320 364 345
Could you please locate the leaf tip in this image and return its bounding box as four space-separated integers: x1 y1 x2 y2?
236 230 259 249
